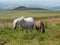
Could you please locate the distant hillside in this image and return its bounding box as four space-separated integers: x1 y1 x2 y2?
50 6 60 10
53 6 60 9
12 6 47 10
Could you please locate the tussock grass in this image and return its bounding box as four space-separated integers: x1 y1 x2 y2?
0 22 60 45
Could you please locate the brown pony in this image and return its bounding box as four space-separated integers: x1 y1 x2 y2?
35 20 45 33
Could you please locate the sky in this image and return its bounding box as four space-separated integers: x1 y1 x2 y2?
0 0 60 10
0 0 60 6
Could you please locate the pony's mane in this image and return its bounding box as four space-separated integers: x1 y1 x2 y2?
16 16 25 21
20 16 24 19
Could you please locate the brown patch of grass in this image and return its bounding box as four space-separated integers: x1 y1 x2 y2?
0 22 13 28
0 17 60 27
55 34 60 39
42 18 60 23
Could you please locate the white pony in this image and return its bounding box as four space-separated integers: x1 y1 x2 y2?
13 16 34 32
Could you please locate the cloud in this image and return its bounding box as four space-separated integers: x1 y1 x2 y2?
0 0 60 7
0 0 60 2
0 0 25 2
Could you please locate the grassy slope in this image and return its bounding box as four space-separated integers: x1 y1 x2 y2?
0 10 60 45
0 10 60 19
0 10 60 23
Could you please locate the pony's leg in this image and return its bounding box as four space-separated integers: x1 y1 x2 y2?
31 25 34 30
29 28 32 32
25 28 28 33
36 26 39 32
22 28 23 33
41 27 45 33
20 27 24 33
41 22 45 33
29 26 34 32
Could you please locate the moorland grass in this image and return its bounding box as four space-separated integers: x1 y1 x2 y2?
0 22 60 45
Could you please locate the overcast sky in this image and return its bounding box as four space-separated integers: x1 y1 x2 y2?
0 0 60 6
0 0 60 2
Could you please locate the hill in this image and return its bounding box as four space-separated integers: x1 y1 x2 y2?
12 6 47 10
49 6 60 10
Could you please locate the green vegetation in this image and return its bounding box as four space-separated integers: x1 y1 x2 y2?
0 10 60 45
0 10 60 19
0 22 60 45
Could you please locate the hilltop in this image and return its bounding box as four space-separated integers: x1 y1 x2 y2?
12 6 47 10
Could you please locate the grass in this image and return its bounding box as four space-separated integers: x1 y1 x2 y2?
0 10 60 23
0 10 60 19
0 10 60 45
0 22 60 45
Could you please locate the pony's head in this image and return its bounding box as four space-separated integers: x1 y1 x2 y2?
13 16 25 29
13 19 18 29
